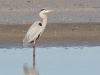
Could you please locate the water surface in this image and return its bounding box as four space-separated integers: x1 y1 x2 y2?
0 47 100 75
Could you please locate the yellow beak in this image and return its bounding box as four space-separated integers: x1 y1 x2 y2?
48 10 54 12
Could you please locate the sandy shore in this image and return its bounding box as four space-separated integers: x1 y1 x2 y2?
0 22 100 48
0 0 100 24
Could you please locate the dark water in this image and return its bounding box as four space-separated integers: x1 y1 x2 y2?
0 47 100 75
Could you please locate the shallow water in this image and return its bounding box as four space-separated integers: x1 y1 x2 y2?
0 47 100 75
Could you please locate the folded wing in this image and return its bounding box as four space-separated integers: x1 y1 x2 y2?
23 21 42 47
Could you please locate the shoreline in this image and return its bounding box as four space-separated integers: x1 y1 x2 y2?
0 22 100 48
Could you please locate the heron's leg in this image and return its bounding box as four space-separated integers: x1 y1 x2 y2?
33 41 36 49
33 41 36 56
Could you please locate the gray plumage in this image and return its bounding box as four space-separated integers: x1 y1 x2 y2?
23 9 53 47
23 21 42 47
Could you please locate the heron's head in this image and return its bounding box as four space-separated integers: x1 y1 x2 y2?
40 8 53 14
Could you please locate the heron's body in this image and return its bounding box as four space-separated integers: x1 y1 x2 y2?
23 21 42 47
23 9 53 49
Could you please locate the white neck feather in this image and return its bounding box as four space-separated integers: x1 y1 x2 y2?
39 12 47 32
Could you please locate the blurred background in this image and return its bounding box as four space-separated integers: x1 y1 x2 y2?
0 0 100 24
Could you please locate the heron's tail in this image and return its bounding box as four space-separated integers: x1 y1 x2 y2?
23 37 29 47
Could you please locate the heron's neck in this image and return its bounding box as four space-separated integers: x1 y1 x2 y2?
39 12 47 31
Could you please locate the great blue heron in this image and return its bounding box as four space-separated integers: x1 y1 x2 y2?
23 9 53 54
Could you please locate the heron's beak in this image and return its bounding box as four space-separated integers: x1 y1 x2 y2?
48 10 54 12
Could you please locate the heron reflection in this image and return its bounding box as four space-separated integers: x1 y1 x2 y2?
23 50 39 75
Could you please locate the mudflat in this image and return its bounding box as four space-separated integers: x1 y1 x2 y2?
0 22 100 47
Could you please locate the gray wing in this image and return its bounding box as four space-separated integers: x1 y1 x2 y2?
23 21 42 47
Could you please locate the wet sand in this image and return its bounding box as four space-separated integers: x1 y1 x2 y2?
0 22 100 47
